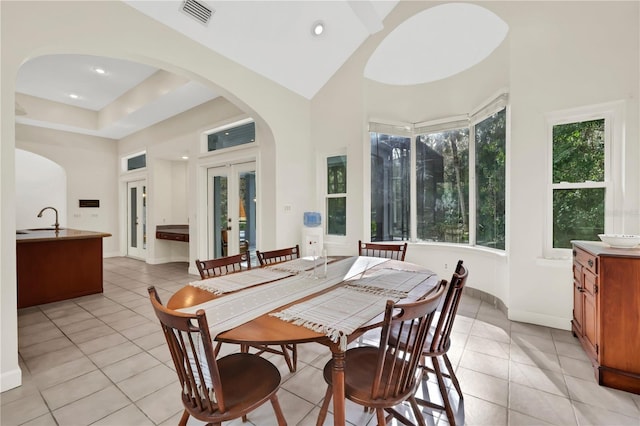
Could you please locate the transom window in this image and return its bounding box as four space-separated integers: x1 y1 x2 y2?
206 120 255 152
122 151 146 172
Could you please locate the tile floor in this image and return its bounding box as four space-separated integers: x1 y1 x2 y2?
2 257 640 426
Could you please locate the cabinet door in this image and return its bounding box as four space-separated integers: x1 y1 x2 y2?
582 269 599 359
572 263 584 335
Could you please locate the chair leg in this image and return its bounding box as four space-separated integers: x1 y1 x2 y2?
432 356 456 425
290 344 297 371
375 408 386 425
316 385 333 426
408 396 427 426
178 410 190 426
443 353 463 399
270 394 288 426
213 341 222 357
281 344 296 373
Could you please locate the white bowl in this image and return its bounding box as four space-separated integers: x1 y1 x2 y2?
598 234 640 248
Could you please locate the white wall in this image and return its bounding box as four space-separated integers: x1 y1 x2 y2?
2 0 313 391
312 1 639 330
15 149 67 230
499 1 639 327
147 159 189 264
15 125 120 256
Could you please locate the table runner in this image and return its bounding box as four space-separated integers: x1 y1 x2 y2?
177 256 379 339
271 267 435 350
345 268 432 299
188 268 292 295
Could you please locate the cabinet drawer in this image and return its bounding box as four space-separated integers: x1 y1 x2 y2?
583 269 598 296
156 232 189 242
574 247 598 275
573 262 582 281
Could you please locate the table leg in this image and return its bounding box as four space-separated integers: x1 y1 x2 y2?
331 349 346 426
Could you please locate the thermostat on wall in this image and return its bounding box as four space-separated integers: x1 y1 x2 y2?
79 199 100 208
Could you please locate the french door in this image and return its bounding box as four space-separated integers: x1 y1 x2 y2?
207 162 256 263
127 180 147 259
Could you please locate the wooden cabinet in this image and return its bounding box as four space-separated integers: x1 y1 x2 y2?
16 228 111 308
572 241 640 394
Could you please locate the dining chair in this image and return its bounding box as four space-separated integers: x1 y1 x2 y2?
315 279 448 426
358 240 408 261
256 244 301 266
195 252 250 279
194 253 251 356
147 286 287 426
389 260 469 425
253 244 300 372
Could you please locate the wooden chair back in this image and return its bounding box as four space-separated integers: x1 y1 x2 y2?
358 240 408 261
147 286 226 415
147 286 287 425
195 253 250 279
256 244 300 266
427 261 468 356
372 280 447 401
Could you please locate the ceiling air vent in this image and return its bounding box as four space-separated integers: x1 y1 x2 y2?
181 0 213 26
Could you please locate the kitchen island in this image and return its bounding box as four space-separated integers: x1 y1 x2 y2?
16 228 111 308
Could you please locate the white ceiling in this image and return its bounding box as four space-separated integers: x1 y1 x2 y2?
13 1 507 143
14 0 399 140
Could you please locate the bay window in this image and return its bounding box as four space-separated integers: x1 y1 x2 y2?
369 93 508 250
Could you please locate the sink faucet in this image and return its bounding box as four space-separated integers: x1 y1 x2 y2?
37 207 60 231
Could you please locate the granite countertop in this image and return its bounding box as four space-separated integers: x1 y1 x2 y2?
572 240 640 258
156 225 189 235
16 228 112 243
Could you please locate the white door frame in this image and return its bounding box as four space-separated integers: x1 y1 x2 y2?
206 161 256 259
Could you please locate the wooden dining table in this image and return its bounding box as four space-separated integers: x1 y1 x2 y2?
167 256 440 426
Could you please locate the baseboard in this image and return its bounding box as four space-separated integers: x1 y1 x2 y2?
464 286 508 317
508 309 571 331
463 286 570 330
146 256 189 265
1 367 22 392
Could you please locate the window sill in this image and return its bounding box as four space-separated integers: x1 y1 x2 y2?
535 257 572 267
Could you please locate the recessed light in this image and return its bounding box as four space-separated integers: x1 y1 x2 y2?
94 67 106 75
312 21 325 36
181 155 189 160
69 93 79 99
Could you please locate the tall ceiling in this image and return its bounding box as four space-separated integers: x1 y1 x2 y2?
13 1 507 143
14 1 398 141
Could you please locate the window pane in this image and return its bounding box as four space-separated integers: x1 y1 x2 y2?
207 122 256 152
370 133 410 241
127 154 146 171
553 188 605 248
476 109 506 250
416 128 469 243
130 187 137 247
327 155 347 194
327 197 346 236
553 119 604 183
